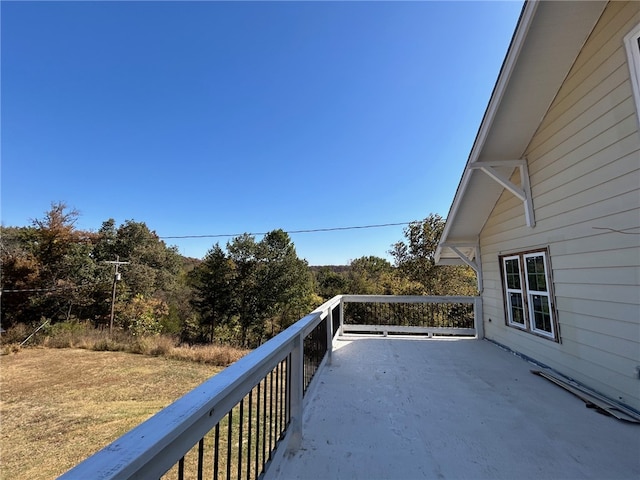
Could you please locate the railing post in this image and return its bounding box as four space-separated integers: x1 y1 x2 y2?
474 296 484 339
287 333 304 452
326 308 333 366
339 297 344 336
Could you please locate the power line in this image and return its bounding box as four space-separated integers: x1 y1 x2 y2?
1 278 109 294
1 287 75 293
159 221 413 240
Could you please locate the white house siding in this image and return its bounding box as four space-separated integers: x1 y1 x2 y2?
479 1 640 411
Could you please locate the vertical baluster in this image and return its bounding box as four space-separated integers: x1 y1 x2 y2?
414 302 418 327
226 410 233 480
262 376 267 471
274 363 280 441
313 326 317 373
268 370 274 459
197 438 204 480
247 390 252 480
214 423 220 480
302 346 306 394
238 399 244 480
445 302 448 328
255 383 260 478
286 354 291 426
280 360 285 437
178 457 184 480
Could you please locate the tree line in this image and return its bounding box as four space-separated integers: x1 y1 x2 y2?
1 202 476 348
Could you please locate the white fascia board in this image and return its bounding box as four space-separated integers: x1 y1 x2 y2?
465 2 539 169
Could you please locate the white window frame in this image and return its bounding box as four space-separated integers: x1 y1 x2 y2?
523 252 555 339
499 249 558 341
502 255 526 329
624 23 640 127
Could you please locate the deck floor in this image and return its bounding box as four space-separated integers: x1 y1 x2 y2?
270 336 640 480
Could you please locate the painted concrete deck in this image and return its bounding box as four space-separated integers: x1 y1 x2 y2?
271 336 640 480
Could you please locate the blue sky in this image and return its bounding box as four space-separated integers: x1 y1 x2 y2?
2 1 523 265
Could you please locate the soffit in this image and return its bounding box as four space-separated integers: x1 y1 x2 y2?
436 0 608 265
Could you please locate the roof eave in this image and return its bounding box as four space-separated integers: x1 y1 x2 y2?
436 0 608 265
435 1 538 264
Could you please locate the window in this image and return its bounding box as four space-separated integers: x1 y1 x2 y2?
499 249 558 341
624 23 640 126
503 256 526 328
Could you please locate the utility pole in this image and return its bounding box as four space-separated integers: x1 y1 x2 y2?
105 256 129 334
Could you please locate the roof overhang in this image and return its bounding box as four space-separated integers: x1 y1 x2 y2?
435 0 608 266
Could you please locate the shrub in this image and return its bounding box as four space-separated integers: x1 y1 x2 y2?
42 320 93 348
117 295 167 337
0 323 30 345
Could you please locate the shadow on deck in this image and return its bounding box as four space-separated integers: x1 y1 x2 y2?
270 337 640 480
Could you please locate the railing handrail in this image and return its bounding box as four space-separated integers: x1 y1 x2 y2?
60 308 327 479
341 294 477 304
59 294 479 479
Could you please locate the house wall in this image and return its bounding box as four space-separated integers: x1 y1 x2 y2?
479 1 640 411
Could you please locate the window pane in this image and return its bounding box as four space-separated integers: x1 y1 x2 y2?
526 255 547 291
505 259 521 289
509 293 525 325
528 273 547 291
531 295 552 333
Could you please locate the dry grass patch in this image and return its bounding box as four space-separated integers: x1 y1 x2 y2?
1 323 250 366
0 348 225 479
167 343 248 365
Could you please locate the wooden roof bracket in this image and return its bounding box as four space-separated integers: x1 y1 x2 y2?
442 242 484 293
469 159 536 227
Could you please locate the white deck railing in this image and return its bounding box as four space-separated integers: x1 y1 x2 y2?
340 295 482 338
59 295 480 480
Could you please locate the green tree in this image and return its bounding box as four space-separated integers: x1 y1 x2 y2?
91 219 185 332
91 219 118 262
390 214 477 295
112 220 180 298
257 230 314 334
346 255 423 296
226 234 261 347
348 256 395 294
116 294 168 336
24 203 97 324
189 244 235 342
314 267 348 300
225 230 314 347
0 226 41 327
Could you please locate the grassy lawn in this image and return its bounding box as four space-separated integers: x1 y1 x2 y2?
0 348 223 479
